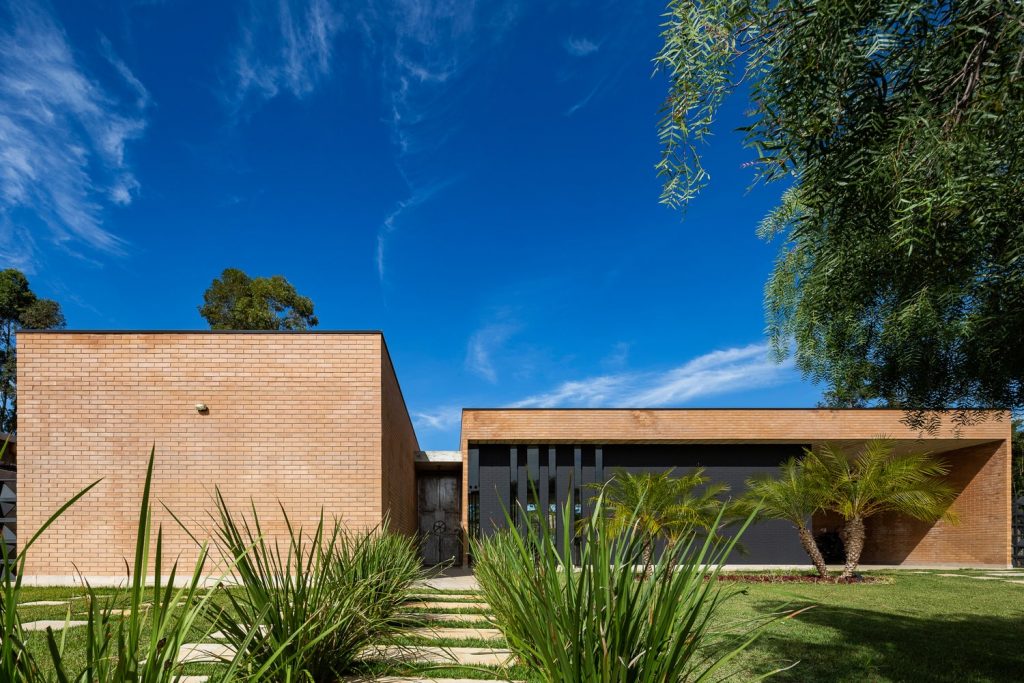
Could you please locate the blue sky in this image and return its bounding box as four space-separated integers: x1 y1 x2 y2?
0 0 823 448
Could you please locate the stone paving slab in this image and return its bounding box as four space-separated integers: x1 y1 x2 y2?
407 627 504 641
416 575 480 592
19 600 69 607
84 607 150 616
21 620 88 631
405 601 488 610
177 642 235 664
983 572 1024 577
364 645 513 667
174 677 209 683
408 594 481 601
404 612 491 625
355 678 524 683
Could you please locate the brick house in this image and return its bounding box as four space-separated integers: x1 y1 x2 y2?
15 331 1013 581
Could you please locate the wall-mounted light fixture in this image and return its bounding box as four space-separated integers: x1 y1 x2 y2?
195 403 209 413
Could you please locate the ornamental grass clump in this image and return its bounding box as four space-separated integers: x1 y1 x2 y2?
3 445 254 683
474 490 781 682
208 495 423 682
333 522 423 625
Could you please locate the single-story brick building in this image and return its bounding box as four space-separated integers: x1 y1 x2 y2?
17 331 417 582
15 331 1013 581
460 409 1013 567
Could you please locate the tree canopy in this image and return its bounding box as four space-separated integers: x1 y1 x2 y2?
657 0 1024 413
199 269 318 331
0 269 66 433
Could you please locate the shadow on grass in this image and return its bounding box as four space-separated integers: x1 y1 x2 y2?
745 601 1024 682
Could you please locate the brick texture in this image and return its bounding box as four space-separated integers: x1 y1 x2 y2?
380 340 419 534
461 409 1012 566
18 331 418 579
813 440 1010 565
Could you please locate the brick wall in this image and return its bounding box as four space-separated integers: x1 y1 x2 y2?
461 409 1012 566
17 331 410 579
812 440 1010 565
380 340 418 535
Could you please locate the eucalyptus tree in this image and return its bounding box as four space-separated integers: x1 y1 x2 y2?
656 0 1024 416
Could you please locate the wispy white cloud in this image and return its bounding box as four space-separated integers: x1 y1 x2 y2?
375 176 452 282
414 406 462 431
564 36 599 57
511 343 794 408
99 35 151 110
368 0 521 283
0 0 148 269
231 0 343 107
465 320 520 383
565 80 602 116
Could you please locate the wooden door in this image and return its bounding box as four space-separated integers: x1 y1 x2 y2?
417 474 462 566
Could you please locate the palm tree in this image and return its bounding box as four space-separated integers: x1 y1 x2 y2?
741 456 830 578
598 468 729 574
813 439 959 578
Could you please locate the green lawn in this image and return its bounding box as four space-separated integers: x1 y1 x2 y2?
715 570 1024 682
12 570 1024 682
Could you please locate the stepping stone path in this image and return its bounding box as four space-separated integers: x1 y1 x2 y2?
365 645 514 667
407 626 504 641
404 601 488 610
935 572 1024 586
404 612 491 625
384 589 518 679
19 600 68 607
177 642 235 664
21 620 87 631
367 679 522 683
176 589 514 681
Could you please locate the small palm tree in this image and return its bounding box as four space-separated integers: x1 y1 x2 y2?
741 456 830 578
598 469 729 573
813 439 959 578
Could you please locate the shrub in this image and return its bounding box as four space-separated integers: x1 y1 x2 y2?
474 490 779 682
3 446 247 682
208 495 423 682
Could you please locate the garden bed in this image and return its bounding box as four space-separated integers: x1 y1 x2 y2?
716 573 889 585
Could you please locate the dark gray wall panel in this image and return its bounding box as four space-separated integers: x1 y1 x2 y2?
476 442 810 564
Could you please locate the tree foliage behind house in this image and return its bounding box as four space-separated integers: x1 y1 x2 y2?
0 269 65 433
656 0 1024 413
199 268 318 331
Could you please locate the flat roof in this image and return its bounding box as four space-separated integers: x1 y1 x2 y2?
460 408 1011 448
19 329 384 334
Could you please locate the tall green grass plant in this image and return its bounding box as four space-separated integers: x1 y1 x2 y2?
474 490 786 682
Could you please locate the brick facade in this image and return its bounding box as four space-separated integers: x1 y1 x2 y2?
380 342 418 535
17 331 418 580
461 409 1012 567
